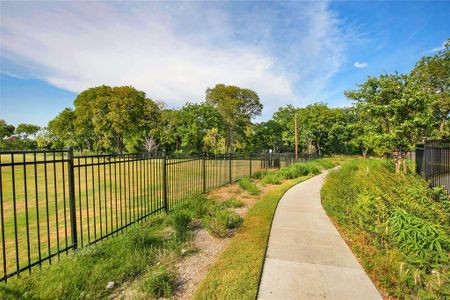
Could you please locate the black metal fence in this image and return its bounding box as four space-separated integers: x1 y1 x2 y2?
0 150 312 281
416 140 450 196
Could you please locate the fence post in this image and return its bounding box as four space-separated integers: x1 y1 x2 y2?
67 147 78 250
249 153 252 177
162 156 168 213
229 153 232 183
202 154 206 193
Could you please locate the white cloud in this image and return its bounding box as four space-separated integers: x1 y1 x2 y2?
0 1 349 118
430 40 447 52
354 61 368 68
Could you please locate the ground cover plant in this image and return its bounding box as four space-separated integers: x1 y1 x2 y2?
321 159 450 299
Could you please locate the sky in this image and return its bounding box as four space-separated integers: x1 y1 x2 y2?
0 0 449 127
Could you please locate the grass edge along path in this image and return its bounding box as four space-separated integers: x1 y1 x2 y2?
193 174 313 300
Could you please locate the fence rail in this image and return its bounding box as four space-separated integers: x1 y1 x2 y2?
416 140 450 196
0 150 316 281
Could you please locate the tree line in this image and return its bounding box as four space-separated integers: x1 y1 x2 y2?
1 39 448 171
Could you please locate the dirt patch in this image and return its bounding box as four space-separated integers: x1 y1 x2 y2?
173 228 232 299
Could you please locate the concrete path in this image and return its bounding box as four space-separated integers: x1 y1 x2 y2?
258 171 382 300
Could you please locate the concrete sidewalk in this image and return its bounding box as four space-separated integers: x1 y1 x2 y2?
258 171 382 300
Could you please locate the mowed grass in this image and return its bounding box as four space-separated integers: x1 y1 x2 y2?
0 152 260 279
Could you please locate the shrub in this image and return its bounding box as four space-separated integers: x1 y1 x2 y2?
139 266 176 298
239 177 260 195
220 198 244 208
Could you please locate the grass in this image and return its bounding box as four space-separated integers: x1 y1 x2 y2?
238 177 260 195
0 152 260 279
0 213 182 299
0 190 245 299
321 159 450 299
0 156 340 298
194 158 338 299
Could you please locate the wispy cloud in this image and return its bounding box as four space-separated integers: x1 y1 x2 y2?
0 1 350 117
354 61 368 68
430 40 447 52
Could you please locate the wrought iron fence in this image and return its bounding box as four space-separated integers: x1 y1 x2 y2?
416 140 450 196
0 150 312 281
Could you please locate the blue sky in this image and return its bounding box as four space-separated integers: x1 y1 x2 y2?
0 1 449 127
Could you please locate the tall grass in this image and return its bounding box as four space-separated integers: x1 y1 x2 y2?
321 159 450 298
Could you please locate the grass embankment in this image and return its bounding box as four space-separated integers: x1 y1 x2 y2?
321 159 450 299
194 158 339 300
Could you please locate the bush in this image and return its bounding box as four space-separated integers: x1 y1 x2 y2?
170 209 192 242
139 266 176 298
239 177 260 195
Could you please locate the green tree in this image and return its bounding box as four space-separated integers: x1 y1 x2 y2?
15 123 40 139
0 119 15 139
48 108 78 149
410 39 450 138
345 73 430 173
205 84 263 153
73 85 161 153
177 103 223 154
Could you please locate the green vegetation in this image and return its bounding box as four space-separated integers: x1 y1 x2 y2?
0 214 179 299
239 176 260 195
0 189 246 299
194 159 337 299
321 159 450 298
139 266 177 298
220 198 244 209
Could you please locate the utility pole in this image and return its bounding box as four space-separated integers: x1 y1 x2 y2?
294 112 298 161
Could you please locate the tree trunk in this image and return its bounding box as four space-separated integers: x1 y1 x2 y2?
362 147 368 158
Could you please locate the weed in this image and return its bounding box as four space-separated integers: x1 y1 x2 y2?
239 177 260 195
139 266 176 298
221 198 244 209
203 209 243 238
170 209 192 242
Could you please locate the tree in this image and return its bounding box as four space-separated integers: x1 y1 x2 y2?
410 38 450 138
248 120 283 152
73 85 161 153
177 103 223 154
0 119 15 139
15 123 40 139
48 108 78 149
345 73 430 173
205 84 263 153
